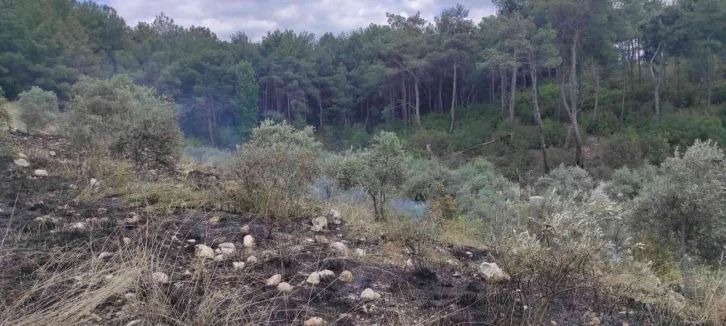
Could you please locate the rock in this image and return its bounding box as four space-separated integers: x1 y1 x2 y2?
405 258 414 269
320 269 335 278
306 272 321 285
194 244 215 259
122 237 131 245
328 209 342 222
125 320 142 326
314 235 329 244
49 151 56 157
330 242 348 255
243 235 256 248
152 272 169 284
232 262 245 270
90 178 100 188
70 222 87 230
277 282 293 293
186 239 196 244
218 242 236 255
214 248 221 254
246 255 258 263
97 208 108 215
339 270 353 283
13 158 30 167
124 212 140 224
667 290 686 312
360 288 381 301
208 215 220 224
98 252 114 260
478 262 511 283
354 248 366 256
18 153 27 159
266 274 282 286
529 196 545 205
304 317 325 326
124 293 137 300
214 254 225 261
33 169 48 177
311 216 328 232
240 224 250 234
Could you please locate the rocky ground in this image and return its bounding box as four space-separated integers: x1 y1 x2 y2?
0 131 665 325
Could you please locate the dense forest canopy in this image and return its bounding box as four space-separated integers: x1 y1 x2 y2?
1 0 726 167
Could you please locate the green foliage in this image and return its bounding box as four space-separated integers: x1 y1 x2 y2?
630 140 726 263
63 76 183 168
535 164 595 201
449 159 518 222
231 120 322 219
404 158 453 201
542 119 566 147
407 129 453 156
582 110 621 136
600 129 670 169
605 164 657 201
16 87 59 132
657 113 726 149
329 131 408 220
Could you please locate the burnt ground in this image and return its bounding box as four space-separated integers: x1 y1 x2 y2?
0 132 674 326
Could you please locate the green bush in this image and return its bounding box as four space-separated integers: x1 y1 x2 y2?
329 131 408 220
404 158 454 201
630 140 726 263
604 164 657 201
63 76 183 169
582 110 621 136
16 86 59 132
449 159 518 222
535 164 595 201
231 120 322 219
407 129 453 156
600 130 643 169
543 119 566 147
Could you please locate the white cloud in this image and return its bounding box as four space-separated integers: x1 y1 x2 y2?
101 0 497 41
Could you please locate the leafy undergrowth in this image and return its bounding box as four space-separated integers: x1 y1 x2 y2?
0 131 719 325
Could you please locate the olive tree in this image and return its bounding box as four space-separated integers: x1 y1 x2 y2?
17 86 59 132
630 140 726 264
64 76 183 168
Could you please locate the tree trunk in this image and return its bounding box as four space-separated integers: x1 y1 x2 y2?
318 96 324 131
414 77 421 128
438 76 443 113
564 29 584 168
401 76 407 125
649 42 662 121
207 111 215 147
450 62 457 134
592 65 600 122
509 64 517 121
707 51 713 111
500 68 507 116
530 61 549 174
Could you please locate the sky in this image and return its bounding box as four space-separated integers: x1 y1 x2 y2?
92 0 497 41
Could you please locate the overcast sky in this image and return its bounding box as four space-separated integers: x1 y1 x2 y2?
93 0 497 41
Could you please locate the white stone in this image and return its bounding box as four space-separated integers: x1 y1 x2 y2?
354 248 366 256
214 248 221 254
246 255 258 263
243 235 256 248
314 235 329 244
49 151 56 157
186 239 196 244
405 258 414 269
89 178 100 187
18 153 27 159
266 274 282 286
360 288 381 301
218 242 236 255
152 272 169 284
304 317 325 326
122 237 131 245
33 169 48 177
277 282 293 293
70 222 87 230
311 216 328 232
194 244 215 259
233 262 245 270
306 272 321 285
98 252 113 260
14 158 30 167
339 270 353 283
328 209 342 221
214 254 225 261
240 225 250 234
124 293 137 300
478 262 511 283
319 269 335 278
330 242 348 255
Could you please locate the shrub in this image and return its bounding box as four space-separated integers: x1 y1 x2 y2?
231 120 322 220
600 129 643 169
16 86 59 132
0 90 10 156
404 158 453 201
329 131 408 220
63 76 183 169
535 164 595 201
630 140 726 263
542 118 566 147
449 159 518 226
407 128 453 156
605 164 657 201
